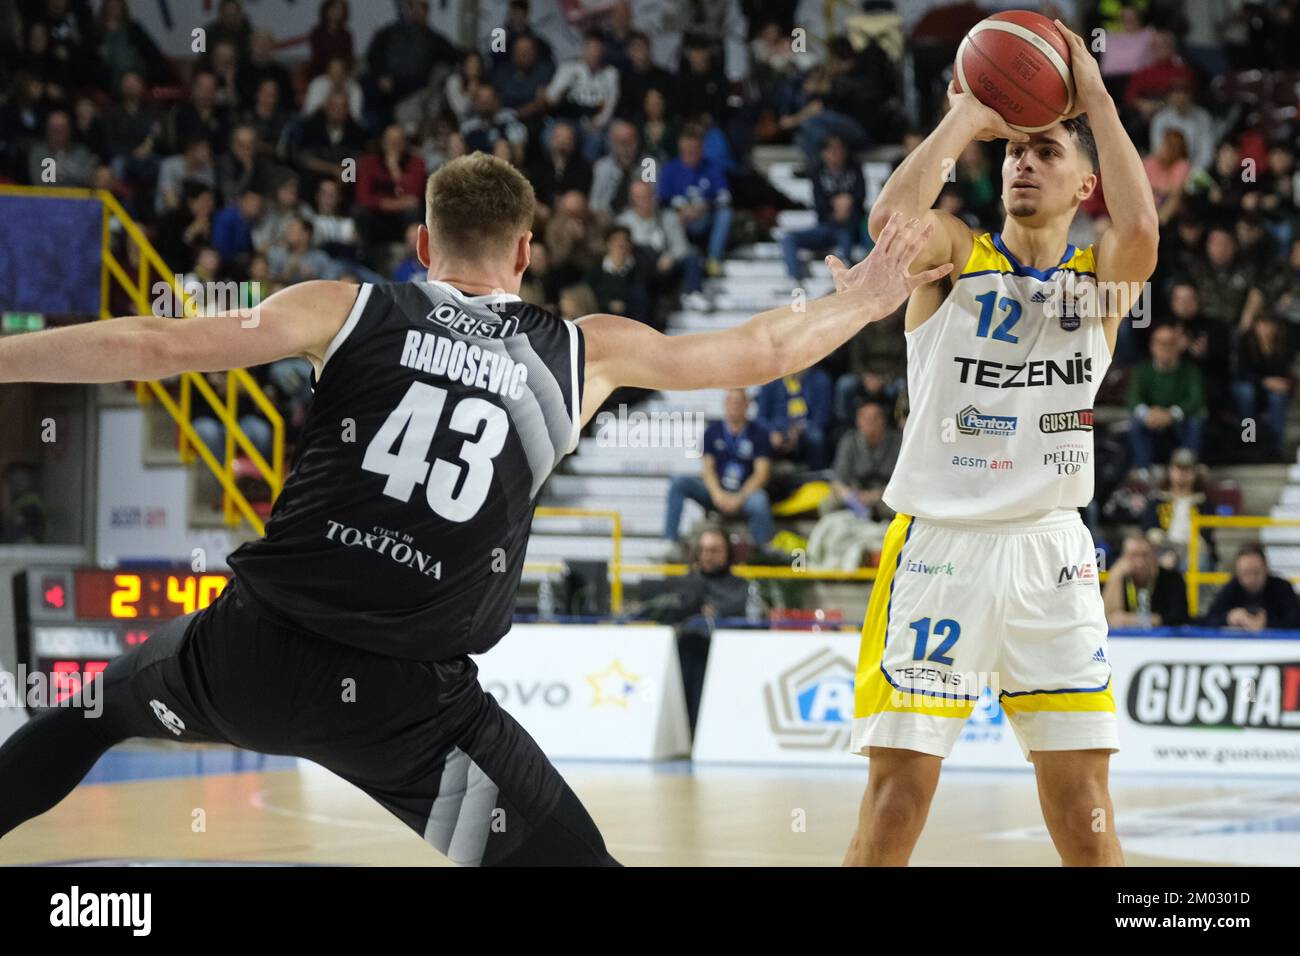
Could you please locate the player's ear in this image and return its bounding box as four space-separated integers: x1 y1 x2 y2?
416 224 431 268
514 231 531 276
1077 170 1098 204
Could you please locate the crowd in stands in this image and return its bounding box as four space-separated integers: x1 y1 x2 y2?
3 0 1300 627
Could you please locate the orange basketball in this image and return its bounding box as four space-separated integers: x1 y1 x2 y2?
953 10 1075 133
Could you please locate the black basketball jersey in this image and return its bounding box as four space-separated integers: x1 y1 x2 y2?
226 280 584 660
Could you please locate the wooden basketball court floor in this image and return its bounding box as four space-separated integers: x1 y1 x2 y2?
2 742 1299 865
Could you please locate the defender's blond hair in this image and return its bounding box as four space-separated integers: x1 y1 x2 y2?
424 153 535 262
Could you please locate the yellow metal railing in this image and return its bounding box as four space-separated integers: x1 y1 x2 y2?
0 186 284 534
1187 514 1300 616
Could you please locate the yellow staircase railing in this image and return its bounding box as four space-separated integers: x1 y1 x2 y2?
0 185 284 535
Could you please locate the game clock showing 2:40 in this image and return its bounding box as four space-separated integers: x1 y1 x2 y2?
12 568 230 707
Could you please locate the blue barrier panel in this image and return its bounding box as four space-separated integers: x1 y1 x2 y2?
0 195 102 315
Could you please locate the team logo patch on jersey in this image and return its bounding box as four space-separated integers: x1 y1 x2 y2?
424 302 519 338
149 699 186 736
1059 312 1081 332
1039 409 1094 433
956 404 1017 437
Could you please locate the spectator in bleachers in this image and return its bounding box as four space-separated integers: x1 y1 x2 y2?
170 70 229 156
212 187 264 265
443 50 485 126
546 30 620 162
780 134 863 281
104 71 160 188
252 173 310 252
308 0 354 77
156 137 216 214
241 77 289 161
1103 533 1190 628
364 0 461 125
645 526 749 733
302 56 364 122
659 124 731 277
93 0 168 90
217 123 269 205
544 189 602 288
490 34 553 125
208 40 245 116
617 178 706 313
778 36 874 167
1144 126 1190 225
491 0 554 70
1150 83 1216 175
828 401 899 521
245 31 294 108
589 120 642 218
27 109 95 186
527 120 591 217
205 0 253 64
614 31 671 124
267 216 340 284
584 225 653 327
672 34 729 129
307 178 358 256
1268 237 1300 324
1123 30 1194 124
1201 544 1300 631
664 389 773 547
639 87 678 163
460 85 528 165
757 366 833 469
355 124 427 248
834 324 906 427
1193 226 1263 331
191 370 274 462
155 181 216 274
1128 322 1206 474
21 21 72 106
71 94 110 164
1232 312 1294 460
1167 280 1228 407
1141 447 1218 572
295 90 367 187
557 282 598 322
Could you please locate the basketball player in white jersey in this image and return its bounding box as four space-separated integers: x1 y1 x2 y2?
838 22 1159 866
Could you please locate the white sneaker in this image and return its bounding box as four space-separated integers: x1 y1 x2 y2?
683 291 712 313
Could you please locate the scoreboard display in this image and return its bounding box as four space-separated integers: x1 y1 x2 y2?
13 568 231 706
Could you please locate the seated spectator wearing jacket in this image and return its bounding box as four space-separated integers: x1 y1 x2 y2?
546 30 619 162
355 124 427 248
1141 447 1216 572
1201 544 1300 631
756 366 832 469
617 179 705 311
1232 313 1294 461
1102 533 1190 628
664 389 773 547
1128 322 1205 474
658 125 731 276
829 401 899 522
781 134 864 281
583 225 653 327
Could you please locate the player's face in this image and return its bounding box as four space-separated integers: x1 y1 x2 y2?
1002 127 1093 221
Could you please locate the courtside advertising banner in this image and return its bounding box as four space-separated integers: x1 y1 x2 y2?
693 630 1024 767
1109 636 1300 776
473 624 691 760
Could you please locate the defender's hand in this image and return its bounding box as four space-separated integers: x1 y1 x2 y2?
825 213 954 318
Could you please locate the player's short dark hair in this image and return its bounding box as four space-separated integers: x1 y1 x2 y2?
426 153 535 262
1062 116 1098 171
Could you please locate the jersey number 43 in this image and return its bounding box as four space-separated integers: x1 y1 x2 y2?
361 381 507 522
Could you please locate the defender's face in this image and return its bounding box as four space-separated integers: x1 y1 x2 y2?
1002 126 1092 222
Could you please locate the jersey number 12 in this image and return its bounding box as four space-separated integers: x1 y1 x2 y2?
362 381 506 522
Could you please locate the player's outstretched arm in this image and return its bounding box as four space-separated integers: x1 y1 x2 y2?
0 280 357 384
1054 19 1159 349
576 214 951 424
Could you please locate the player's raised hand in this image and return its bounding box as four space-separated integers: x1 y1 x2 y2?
1053 19 1107 118
825 213 953 317
946 79 1029 143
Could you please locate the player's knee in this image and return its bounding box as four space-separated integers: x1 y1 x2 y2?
866 778 933 835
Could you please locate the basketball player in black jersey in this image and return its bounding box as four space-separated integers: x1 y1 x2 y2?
0 154 948 865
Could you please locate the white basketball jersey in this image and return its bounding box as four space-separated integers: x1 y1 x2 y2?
883 231 1112 521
